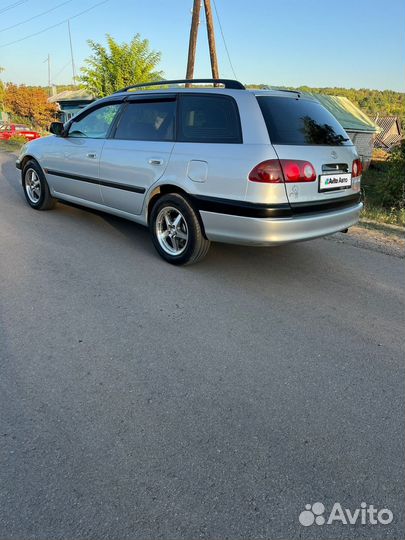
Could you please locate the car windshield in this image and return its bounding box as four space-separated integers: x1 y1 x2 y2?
15 125 30 131
257 96 351 146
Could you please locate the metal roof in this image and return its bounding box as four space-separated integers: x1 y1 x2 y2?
48 89 94 103
309 94 380 133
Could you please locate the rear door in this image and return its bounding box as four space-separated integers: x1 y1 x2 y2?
99 95 176 215
257 95 360 205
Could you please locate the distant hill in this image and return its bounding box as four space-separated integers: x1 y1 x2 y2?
247 85 405 127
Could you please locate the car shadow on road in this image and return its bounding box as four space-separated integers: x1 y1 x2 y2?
86 202 333 288
1 153 332 281
56 199 332 285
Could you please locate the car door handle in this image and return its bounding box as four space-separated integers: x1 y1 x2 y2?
87 152 97 159
148 158 164 166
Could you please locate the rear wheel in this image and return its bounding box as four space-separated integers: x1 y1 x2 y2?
150 193 210 265
22 160 55 210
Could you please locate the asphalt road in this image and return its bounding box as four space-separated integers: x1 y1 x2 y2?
0 151 404 540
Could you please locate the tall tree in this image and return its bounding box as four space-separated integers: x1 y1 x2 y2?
79 34 163 98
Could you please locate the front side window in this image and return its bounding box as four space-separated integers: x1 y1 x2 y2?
178 95 242 143
114 100 175 141
68 104 121 139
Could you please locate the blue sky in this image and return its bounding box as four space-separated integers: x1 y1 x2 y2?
0 0 404 91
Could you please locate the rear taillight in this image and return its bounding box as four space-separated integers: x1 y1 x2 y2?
248 159 316 183
281 160 316 182
248 159 284 183
352 158 363 178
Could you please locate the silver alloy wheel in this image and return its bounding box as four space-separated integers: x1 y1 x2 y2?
25 168 41 203
156 206 189 256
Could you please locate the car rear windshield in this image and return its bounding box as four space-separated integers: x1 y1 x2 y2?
257 96 351 146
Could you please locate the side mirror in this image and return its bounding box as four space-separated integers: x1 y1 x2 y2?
49 122 65 136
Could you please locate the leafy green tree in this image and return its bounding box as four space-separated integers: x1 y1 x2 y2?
79 34 163 98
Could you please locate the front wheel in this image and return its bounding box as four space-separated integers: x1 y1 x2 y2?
150 193 210 265
22 160 55 210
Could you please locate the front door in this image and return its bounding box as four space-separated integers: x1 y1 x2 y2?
44 102 122 204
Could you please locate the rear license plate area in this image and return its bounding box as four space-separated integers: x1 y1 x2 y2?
319 173 352 192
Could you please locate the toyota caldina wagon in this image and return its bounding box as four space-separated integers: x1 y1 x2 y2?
17 79 363 265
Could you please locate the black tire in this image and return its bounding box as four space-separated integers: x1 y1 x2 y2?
149 193 210 265
22 160 56 210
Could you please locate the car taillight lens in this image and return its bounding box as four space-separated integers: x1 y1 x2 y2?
281 160 316 182
248 159 284 183
248 159 317 183
352 158 363 178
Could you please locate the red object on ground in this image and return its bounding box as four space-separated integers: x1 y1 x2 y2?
0 124 41 141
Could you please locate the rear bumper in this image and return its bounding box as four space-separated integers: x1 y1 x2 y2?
200 202 363 246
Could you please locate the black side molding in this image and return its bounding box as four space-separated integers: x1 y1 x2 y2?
290 193 361 214
190 193 361 219
44 169 146 194
190 195 292 218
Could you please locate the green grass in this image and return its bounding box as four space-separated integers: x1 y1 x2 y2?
361 206 405 227
361 162 405 227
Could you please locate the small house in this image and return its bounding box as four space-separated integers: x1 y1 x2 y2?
373 116 402 151
48 89 94 123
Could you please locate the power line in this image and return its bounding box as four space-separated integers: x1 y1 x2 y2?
211 0 238 80
0 0 28 15
52 60 71 82
0 0 75 33
0 0 110 48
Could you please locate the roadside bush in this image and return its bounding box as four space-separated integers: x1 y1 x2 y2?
8 134 28 145
372 142 405 210
372 148 389 161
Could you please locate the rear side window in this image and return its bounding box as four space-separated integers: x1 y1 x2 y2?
114 100 176 141
257 96 351 146
178 95 242 143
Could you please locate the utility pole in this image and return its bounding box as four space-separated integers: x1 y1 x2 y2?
203 0 219 80
67 20 76 86
47 54 51 91
44 54 51 95
185 0 201 84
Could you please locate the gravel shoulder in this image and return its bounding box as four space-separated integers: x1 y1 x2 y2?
328 224 405 259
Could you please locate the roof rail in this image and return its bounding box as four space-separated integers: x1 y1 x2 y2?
269 87 302 96
114 79 245 93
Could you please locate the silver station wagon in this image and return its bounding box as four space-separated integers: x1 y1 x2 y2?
17 79 363 265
